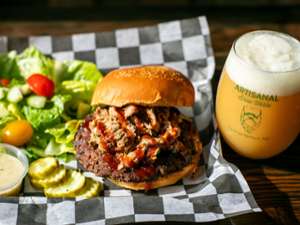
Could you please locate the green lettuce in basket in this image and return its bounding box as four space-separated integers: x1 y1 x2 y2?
0 46 102 161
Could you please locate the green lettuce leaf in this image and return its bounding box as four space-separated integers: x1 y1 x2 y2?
0 102 22 127
25 133 54 161
8 79 25 87
56 153 75 162
28 132 52 149
53 61 70 84
22 105 61 130
7 103 24 120
44 120 81 158
0 101 10 118
24 109 78 161
0 51 21 79
45 120 81 144
44 139 75 156
24 146 46 161
52 94 72 112
25 137 75 162
17 46 54 79
22 94 71 130
0 115 14 128
65 60 101 83
60 60 102 102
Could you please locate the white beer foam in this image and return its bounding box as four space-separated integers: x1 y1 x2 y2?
226 30 300 96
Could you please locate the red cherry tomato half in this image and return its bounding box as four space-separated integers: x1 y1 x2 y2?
0 78 10 87
27 74 55 97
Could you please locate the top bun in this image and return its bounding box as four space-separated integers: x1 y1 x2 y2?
91 66 195 107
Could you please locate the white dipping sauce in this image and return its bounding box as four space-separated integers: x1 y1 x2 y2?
0 153 25 196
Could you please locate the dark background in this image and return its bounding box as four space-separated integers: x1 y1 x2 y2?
0 1 300 225
1 0 300 22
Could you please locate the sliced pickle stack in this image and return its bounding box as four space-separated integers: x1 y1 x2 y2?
28 157 103 198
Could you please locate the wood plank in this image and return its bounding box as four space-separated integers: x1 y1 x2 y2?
223 137 300 225
0 21 159 36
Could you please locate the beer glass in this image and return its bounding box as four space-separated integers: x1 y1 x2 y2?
216 30 300 159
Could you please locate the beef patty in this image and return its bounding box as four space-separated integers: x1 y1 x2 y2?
74 105 201 182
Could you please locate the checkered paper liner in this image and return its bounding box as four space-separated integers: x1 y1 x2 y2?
0 16 261 225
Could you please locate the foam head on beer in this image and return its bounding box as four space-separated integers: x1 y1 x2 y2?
226 30 300 96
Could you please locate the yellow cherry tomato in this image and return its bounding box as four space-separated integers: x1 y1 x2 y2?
1 120 33 146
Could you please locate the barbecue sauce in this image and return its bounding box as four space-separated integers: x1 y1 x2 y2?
115 108 134 137
97 121 115 152
103 154 118 170
147 147 159 159
134 116 144 132
97 122 109 151
83 119 91 130
121 155 135 168
134 148 144 161
144 183 152 191
135 166 155 180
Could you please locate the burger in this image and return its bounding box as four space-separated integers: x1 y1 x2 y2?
74 66 202 190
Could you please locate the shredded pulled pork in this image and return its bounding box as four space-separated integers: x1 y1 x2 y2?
75 105 200 182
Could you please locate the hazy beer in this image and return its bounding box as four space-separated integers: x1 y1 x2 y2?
216 31 300 159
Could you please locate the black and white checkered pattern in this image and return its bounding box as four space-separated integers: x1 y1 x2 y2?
0 16 260 225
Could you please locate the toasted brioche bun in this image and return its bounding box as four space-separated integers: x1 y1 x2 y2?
91 66 194 107
109 132 202 191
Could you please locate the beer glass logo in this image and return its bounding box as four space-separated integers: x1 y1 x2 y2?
240 105 262 133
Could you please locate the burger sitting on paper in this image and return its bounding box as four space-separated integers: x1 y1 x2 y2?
74 66 202 190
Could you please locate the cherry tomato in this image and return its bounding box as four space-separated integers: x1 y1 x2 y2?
1 120 33 146
27 74 55 97
0 78 10 87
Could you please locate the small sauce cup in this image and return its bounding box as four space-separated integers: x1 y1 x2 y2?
0 143 28 196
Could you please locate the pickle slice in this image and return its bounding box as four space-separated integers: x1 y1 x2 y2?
31 166 67 189
29 157 58 179
44 170 85 198
76 178 103 199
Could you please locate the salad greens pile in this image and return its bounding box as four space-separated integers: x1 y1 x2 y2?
0 46 102 161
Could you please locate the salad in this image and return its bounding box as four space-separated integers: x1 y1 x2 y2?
0 46 102 161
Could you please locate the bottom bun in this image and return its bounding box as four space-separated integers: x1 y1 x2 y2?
108 142 202 190
108 163 197 191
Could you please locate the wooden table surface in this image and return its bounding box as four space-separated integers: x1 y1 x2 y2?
0 15 299 225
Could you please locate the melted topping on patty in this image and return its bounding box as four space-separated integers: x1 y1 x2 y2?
75 105 201 182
